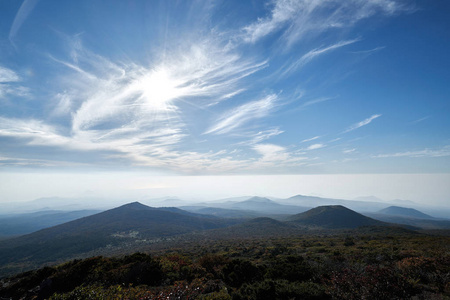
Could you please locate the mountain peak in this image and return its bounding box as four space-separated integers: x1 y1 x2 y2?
288 205 383 229
378 206 433 219
246 196 273 203
118 202 153 210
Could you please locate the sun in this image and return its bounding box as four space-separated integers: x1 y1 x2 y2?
135 68 183 111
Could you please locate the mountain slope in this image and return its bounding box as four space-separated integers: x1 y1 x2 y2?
366 214 450 230
0 210 101 237
0 202 238 276
287 205 385 229
378 206 434 219
183 206 262 218
204 217 299 239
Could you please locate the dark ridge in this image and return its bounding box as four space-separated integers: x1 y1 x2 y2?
0 202 237 276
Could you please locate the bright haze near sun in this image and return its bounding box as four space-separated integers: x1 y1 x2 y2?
0 0 449 207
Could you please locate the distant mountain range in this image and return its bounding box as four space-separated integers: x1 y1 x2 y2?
0 195 448 278
0 201 427 277
2 194 449 218
184 196 309 216
365 206 450 230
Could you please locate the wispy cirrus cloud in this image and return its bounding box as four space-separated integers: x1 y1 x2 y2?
242 0 409 47
281 39 359 76
252 143 309 171
0 66 20 82
410 116 430 125
373 146 450 158
350 46 386 54
0 66 29 99
0 0 422 176
343 148 357 154
301 136 321 143
296 97 334 110
306 143 326 150
57 36 268 132
247 128 284 145
9 0 40 44
204 94 278 135
0 33 273 172
343 114 381 133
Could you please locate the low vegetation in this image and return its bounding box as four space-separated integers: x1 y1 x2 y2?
1 231 449 299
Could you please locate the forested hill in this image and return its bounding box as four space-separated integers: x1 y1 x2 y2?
0 202 239 276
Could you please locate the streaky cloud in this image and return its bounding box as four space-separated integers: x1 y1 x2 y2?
343 148 357 154
247 128 284 145
296 96 334 110
281 39 359 77
343 114 381 133
350 46 386 54
9 0 40 44
252 143 309 170
306 143 325 150
410 116 430 125
373 146 450 158
301 136 321 143
0 65 30 99
204 94 278 135
242 0 409 48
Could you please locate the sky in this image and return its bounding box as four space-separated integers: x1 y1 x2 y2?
0 0 449 205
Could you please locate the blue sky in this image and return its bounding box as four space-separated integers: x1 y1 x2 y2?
0 0 449 203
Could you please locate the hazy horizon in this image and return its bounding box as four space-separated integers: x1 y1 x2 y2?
1 172 449 209
1 1 449 208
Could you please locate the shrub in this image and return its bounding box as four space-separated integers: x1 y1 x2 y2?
233 279 330 300
222 259 263 287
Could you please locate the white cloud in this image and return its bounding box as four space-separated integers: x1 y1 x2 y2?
243 0 409 47
301 136 320 143
51 92 73 117
205 94 278 135
329 138 341 143
350 46 386 54
0 66 30 99
253 143 296 165
343 114 381 133
0 66 20 82
282 39 359 76
251 143 311 172
8 0 39 43
294 96 335 110
307 143 325 150
0 35 277 173
343 148 356 154
0 1 416 175
373 146 450 158
410 116 430 124
50 36 268 136
243 0 302 44
247 128 284 145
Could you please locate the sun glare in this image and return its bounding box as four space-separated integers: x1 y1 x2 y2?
136 68 182 111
